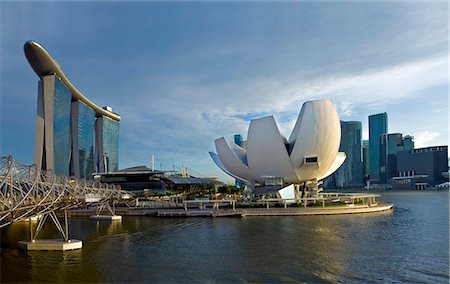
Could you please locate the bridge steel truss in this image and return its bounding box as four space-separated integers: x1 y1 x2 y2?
0 156 130 241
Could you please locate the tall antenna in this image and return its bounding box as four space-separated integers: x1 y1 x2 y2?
151 154 155 171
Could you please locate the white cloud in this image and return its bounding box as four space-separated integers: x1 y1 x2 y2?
1 2 447 183
297 55 447 108
335 100 355 118
414 131 441 148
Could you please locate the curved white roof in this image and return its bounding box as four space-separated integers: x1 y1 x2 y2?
210 99 346 186
24 41 120 122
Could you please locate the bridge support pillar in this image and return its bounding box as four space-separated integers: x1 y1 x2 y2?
18 239 83 251
18 209 83 251
90 202 122 221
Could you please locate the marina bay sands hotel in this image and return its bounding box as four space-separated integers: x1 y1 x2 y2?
24 41 120 179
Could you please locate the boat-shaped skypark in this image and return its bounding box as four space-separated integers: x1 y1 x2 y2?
24 41 120 179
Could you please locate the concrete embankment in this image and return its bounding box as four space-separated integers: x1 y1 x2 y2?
68 202 393 218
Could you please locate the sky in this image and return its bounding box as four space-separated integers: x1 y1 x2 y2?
0 1 448 183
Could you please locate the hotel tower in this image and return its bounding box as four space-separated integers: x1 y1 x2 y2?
24 41 120 179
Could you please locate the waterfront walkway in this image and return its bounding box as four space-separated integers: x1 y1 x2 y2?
68 201 393 218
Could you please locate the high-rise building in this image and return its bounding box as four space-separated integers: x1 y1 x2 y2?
403 135 414 150
95 116 120 173
379 133 414 183
393 146 448 188
362 140 370 182
233 134 246 188
330 121 363 187
234 134 243 147
25 41 121 179
368 113 388 183
71 101 96 179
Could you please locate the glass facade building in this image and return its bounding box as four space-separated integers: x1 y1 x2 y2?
329 121 363 188
368 113 388 182
102 116 120 172
53 78 72 176
233 134 246 188
234 134 242 147
33 74 120 180
379 133 414 183
76 101 96 179
27 41 121 180
362 140 370 182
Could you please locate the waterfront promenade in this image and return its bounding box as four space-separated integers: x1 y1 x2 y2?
68 200 393 218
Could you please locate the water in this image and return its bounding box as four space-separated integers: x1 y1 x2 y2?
1 190 449 283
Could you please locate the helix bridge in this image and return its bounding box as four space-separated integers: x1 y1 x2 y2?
0 156 132 246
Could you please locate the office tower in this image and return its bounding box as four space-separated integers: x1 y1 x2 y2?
368 113 388 182
71 101 96 179
362 140 370 182
380 133 415 183
233 134 246 188
333 121 363 187
95 115 120 173
234 134 243 147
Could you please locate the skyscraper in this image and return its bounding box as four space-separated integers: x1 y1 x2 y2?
369 113 388 183
362 140 370 182
25 41 121 179
332 121 363 187
71 101 96 179
379 133 414 183
95 115 120 173
234 134 243 147
233 134 246 188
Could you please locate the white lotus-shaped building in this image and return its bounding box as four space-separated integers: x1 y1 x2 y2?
209 99 346 188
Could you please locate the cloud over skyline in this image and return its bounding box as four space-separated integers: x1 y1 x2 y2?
1 2 448 183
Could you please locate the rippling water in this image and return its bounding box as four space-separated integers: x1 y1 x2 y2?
1 190 449 283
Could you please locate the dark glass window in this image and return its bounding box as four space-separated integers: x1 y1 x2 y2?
53 78 72 176
305 157 318 163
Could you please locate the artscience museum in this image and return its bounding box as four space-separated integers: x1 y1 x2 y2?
210 99 346 194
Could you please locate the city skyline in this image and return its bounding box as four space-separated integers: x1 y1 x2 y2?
1 2 448 183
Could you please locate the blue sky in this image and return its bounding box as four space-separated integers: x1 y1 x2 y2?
0 2 448 183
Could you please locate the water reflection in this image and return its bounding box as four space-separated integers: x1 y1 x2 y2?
1 190 448 283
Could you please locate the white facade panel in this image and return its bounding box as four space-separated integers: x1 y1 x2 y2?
209 151 245 182
318 152 347 181
277 184 296 204
289 100 341 181
229 140 248 166
215 137 263 184
246 116 299 183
